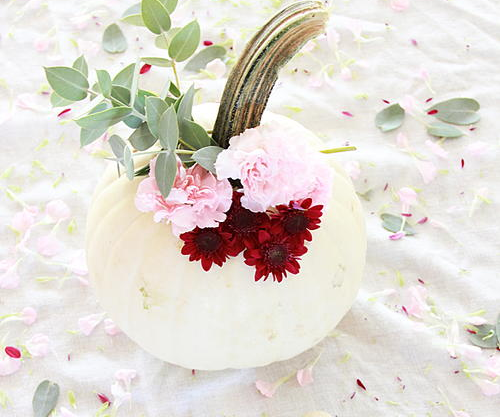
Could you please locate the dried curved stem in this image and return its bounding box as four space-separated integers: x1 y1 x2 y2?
212 1 329 148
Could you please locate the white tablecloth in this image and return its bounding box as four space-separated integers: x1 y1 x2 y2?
1 0 499 416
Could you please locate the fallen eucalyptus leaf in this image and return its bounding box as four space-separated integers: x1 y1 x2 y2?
427 98 480 125
468 324 499 349
102 23 128 54
375 104 405 132
427 122 463 138
380 213 416 236
33 380 60 417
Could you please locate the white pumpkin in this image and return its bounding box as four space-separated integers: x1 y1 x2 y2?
86 103 366 370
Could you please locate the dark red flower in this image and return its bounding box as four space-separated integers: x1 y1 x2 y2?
244 223 307 283
180 226 239 271
222 192 268 251
5 346 21 359
273 198 323 243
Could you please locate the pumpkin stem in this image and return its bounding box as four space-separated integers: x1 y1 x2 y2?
212 1 329 148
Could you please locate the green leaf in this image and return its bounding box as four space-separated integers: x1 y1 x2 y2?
134 89 157 114
192 146 223 173
123 146 135 180
33 380 60 417
121 3 144 26
102 23 128 54
145 96 169 138
141 0 171 35
169 81 181 98
181 119 212 149
129 123 158 151
44 66 89 101
159 107 179 150
154 27 180 49
380 213 416 236
113 64 135 89
155 151 177 198
96 70 112 97
159 0 177 13
50 92 73 108
185 45 226 72
468 324 499 349
141 57 173 67
168 20 200 62
80 126 107 147
67 390 76 409
427 122 463 138
124 115 143 129
177 84 195 126
109 135 126 161
72 55 88 77
76 107 132 130
110 85 131 106
427 98 480 125
375 104 405 132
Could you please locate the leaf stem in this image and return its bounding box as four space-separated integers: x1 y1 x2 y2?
178 138 196 151
320 146 357 154
171 61 181 89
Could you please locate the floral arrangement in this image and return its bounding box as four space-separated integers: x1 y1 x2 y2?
43 0 353 282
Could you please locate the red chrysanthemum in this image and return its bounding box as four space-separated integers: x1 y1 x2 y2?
180 226 240 271
222 191 269 252
273 198 323 243
244 222 308 283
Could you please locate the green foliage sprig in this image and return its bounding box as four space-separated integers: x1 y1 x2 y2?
44 0 228 200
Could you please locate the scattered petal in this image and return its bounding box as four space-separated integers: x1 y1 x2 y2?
255 380 277 398
20 307 37 325
114 369 137 389
97 393 111 404
36 234 63 257
0 357 21 376
390 0 410 12
425 140 448 159
356 379 367 390
104 319 121 336
342 111 354 117
297 367 314 386
415 160 437 184
46 200 71 222
57 109 71 118
343 161 361 180
389 232 405 240
417 217 428 224
26 334 50 357
139 64 152 74
474 378 500 397
78 313 104 336
4 347 21 359
203 40 213 46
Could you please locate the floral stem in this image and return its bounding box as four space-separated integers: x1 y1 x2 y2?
320 146 357 154
171 61 181 89
178 138 197 151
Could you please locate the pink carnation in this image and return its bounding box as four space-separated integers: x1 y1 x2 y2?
135 157 233 236
215 121 333 212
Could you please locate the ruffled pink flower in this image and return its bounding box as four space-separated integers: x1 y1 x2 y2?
297 367 314 386
390 0 410 11
104 319 121 336
37 234 63 257
216 122 333 212
46 200 71 222
20 307 37 325
135 158 233 236
26 334 50 357
78 313 104 336
0 356 21 376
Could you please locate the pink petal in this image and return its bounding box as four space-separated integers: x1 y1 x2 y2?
68 250 88 276
466 317 488 326
11 208 37 233
343 161 361 180
389 232 405 240
425 140 448 159
0 262 20 290
46 200 71 221
396 132 409 149
474 378 500 397
255 380 277 398
114 369 137 387
25 334 50 357
398 187 418 206
342 111 354 117
60 407 79 417
466 141 489 157
297 368 314 387
390 0 410 12
36 234 63 257
104 319 122 336
78 313 104 336
0 356 21 376
20 307 37 325
415 160 437 184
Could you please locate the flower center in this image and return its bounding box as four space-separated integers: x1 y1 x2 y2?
195 230 223 254
264 243 289 267
228 209 260 233
283 212 309 235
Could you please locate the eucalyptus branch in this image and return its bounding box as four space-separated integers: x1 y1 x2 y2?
87 89 147 121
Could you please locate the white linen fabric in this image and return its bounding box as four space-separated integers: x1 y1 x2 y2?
0 0 499 416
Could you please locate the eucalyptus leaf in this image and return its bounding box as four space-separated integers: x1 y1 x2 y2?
375 104 405 132
44 66 89 101
129 123 158 151
134 90 157 114
185 45 226 72
113 64 135 89
121 3 144 26
72 55 88 77
380 213 416 236
177 84 195 126
468 324 499 349
141 0 171 35
102 23 128 54
192 146 223 173
96 70 112 97
159 107 179 150
155 150 177 198
154 27 181 49
90 102 111 114
159 0 177 13
80 126 108 147
109 134 126 161
141 57 173 67
50 92 73 108
145 96 169 138
169 20 200 62
169 81 181 98
124 115 143 129
32 380 60 417
76 107 132 130
123 146 135 180
111 85 131 106
427 98 480 125
181 119 212 149
427 122 463 138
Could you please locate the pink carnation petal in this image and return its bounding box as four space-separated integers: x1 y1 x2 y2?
0 357 21 376
104 319 122 336
78 313 104 336
46 200 71 221
297 368 314 386
20 307 37 325
25 334 50 357
474 378 500 397
255 380 277 398
37 234 64 257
